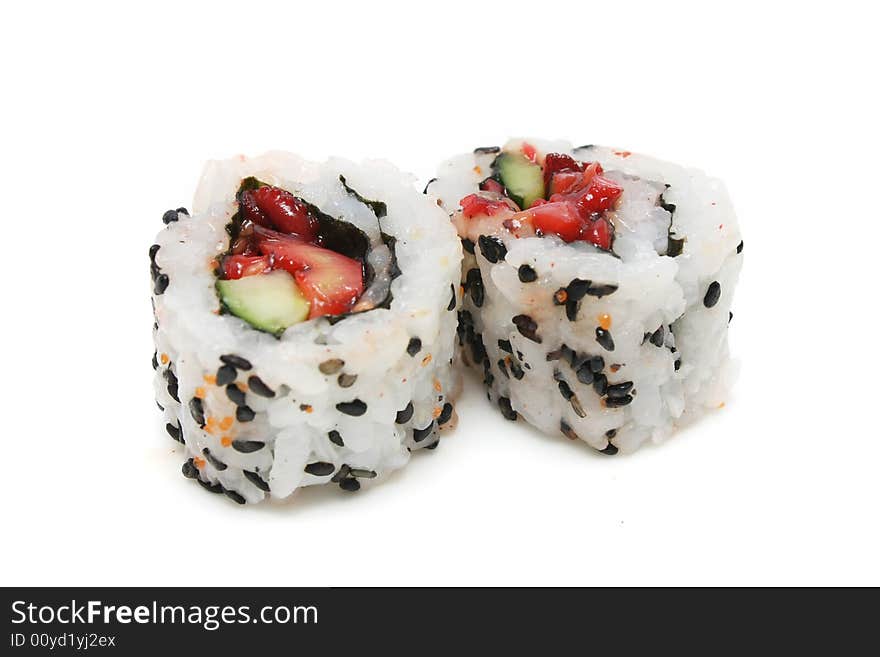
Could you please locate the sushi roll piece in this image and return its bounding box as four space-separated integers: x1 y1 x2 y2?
151 152 462 503
426 139 742 453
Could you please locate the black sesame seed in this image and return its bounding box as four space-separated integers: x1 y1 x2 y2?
165 422 182 442
350 468 377 479
576 364 595 385
406 337 422 357
149 244 160 262
566 279 592 302
216 364 237 386
474 145 501 155
202 448 227 471
497 359 510 379
153 273 169 295
232 439 265 453
447 284 456 311
704 281 721 308
337 399 367 416
328 430 344 447
509 359 525 380
423 177 438 194
337 373 357 388
189 397 206 427
304 462 335 476
339 478 361 492
318 358 345 375
182 459 199 479
165 369 180 402
466 268 484 307
560 344 577 365
162 209 179 224
518 264 537 283
599 443 619 455
605 429 618 439
737 240 744 254
560 420 579 440
425 440 440 450
176 207 189 216
498 396 518 421
587 284 618 298
220 354 252 371
478 235 507 264
605 395 633 407
570 395 586 418
224 489 247 505
236 405 255 422
593 373 608 396
729 311 733 323
558 380 574 400
151 351 159 370
674 359 681 371
413 423 434 442
498 339 513 353
667 237 685 257
247 375 275 398
197 478 224 494
157 402 164 411
650 326 665 347
438 402 454 425
331 464 352 483
606 381 634 398
396 401 414 424
512 314 541 343
243 470 270 492
596 327 615 351
565 299 580 322
226 384 247 406
461 238 475 255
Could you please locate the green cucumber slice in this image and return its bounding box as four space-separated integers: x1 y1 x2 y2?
494 152 545 209
217 270 310 335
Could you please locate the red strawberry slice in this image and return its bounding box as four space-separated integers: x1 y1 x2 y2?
542 153 583 188
222 255 272 280
460 193 515 219
238 189 273 229
526 201 584 242
582 217 613 250
255 228 364 319
239 185 320 239
479 177 506 195
569 175 624 219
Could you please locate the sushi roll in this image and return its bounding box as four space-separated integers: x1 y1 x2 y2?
151 152 462 504
427 139 742 453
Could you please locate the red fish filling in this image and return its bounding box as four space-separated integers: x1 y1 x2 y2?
459 144 623 250
220 183 365 319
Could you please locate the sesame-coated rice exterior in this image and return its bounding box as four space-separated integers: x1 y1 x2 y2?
428 139 741 453
152 152 462 503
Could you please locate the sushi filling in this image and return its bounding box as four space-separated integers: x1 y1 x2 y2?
455 143 624 250
216 177 396 335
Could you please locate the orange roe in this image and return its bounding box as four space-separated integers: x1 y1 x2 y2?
598 313 612 330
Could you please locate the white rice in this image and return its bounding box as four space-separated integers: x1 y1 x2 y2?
151 152 462 503
427 139 742 453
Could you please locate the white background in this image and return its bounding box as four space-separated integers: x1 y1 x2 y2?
2 1 877 586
